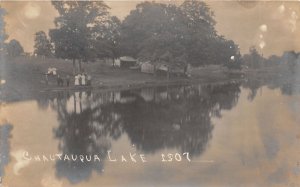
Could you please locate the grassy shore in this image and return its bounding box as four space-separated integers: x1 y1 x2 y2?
0 56 290 102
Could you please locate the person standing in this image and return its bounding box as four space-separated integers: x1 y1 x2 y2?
61 77 64 86
81 74 86 86
57 74 60 86
45 74 48 85
87 74 92 86
74 75 79 86
78 74 82 86
66 75 70 87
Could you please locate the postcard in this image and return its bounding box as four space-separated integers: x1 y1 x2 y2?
0 1 299 187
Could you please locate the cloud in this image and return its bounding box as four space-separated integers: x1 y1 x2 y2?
23 3 41 19
289 11 298 32
260 24 268 32
278 4 285 14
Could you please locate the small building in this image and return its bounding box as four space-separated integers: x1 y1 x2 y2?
141 61 155 74
119 56 137 68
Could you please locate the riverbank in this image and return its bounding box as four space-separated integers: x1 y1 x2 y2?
0 56 295 102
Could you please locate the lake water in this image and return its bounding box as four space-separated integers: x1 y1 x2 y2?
0 81 300 187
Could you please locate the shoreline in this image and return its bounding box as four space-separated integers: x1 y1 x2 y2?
1 56 295 103
0 77 245 103
41 77 245 93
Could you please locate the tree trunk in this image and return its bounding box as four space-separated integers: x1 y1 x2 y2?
78 59 82 73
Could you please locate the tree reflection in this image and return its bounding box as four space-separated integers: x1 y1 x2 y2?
242 79 261 101
51 91 123 184
38 82 241 183
241 66 300 98
116 83 240 156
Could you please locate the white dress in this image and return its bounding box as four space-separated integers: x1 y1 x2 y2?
81 75 86 85
74 76 79 86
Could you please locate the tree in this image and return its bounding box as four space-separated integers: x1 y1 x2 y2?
216 37 242 69
34 31 53 57
265 55 281 67
135 3 188 65
0 6 8 53
180 0 216 38
49 1 110 73
243 47 264 69
120 2 189 67
179 0 219 66
6 39 24 57
119 1 237 68
94 16 121 65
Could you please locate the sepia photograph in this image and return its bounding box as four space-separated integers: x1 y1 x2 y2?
0 0 300 186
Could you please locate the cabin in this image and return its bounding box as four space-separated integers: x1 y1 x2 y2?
119 56 137 68
141 61 155 74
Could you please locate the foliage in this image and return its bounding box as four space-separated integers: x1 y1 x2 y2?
219 37 242 69
94 16 121 60
119 0 241 69
0 6 8 52
34 31 53 57
265 55 281 67
242 47 264 69
49 1 111 71
46 0 243 70
6 39 24 57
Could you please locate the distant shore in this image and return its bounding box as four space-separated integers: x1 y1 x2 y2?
0 56 293 102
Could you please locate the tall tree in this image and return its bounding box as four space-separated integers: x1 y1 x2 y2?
120 2 188 66
49 1 110 73
180 0 218 66
119 1 237 68
94 16 121 65
34 31 53 57
0 6 8 53
6 39 24 57
180 0 216 33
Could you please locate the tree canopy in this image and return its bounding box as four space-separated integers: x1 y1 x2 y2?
94 15 121 60
49 1 111 72
242 47 264 69
34 31 53 57
6 39 24 57
44 0 242 69
0 7 8 53
119 0 241 68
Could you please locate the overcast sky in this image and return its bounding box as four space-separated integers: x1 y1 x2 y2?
1 1 300 57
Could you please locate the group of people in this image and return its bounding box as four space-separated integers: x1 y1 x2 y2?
74 73 92 86
45 68 92 87
56 74 70 87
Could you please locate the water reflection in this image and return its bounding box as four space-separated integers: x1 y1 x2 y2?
1 79 300 186
35 83 241 183
242 63 300 97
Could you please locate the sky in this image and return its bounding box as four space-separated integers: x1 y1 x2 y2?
0 1 300 57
